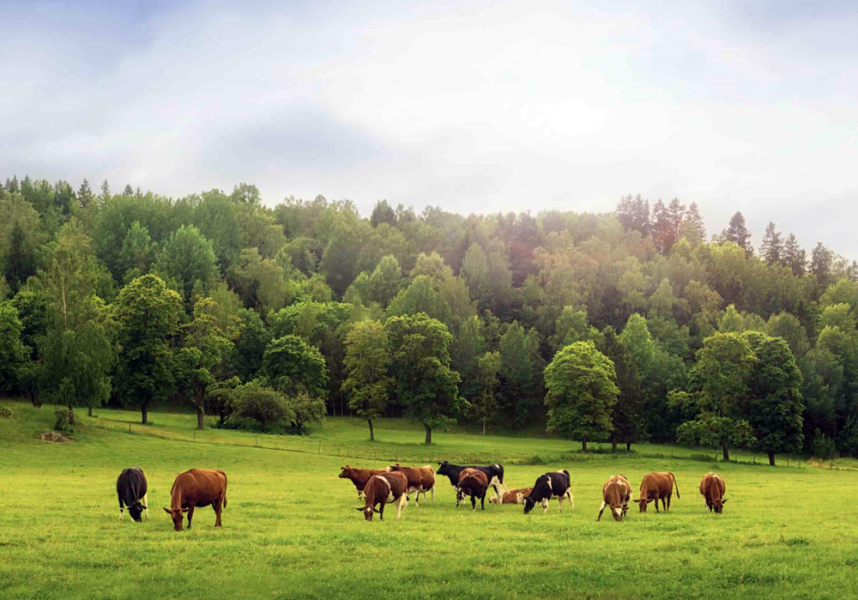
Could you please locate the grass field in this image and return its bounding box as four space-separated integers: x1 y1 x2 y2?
1 401 857 600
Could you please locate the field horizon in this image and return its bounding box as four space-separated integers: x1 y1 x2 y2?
2 400 857 600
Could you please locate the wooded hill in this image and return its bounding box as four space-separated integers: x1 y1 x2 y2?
1 177 855 463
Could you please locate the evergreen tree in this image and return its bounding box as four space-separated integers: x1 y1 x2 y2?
759 222 784 266
720 212 753 256
679 202 706 244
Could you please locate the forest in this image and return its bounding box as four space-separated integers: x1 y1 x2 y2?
1 176 856 465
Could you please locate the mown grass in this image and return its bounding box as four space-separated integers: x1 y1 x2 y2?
1 400 857 600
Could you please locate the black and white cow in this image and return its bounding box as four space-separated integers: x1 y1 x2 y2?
523 470 574 515
116 467 149 522
437 461 507 504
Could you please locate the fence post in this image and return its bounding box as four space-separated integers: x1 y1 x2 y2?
194 431 196 443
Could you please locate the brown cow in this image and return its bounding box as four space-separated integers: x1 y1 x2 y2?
357 471 409 521
163 469 228 531
389 464 436 507
488 487 533 505
597 475 632 522
637 471 680 512
456 468 489 511
700 473 727 513
339 465 391 499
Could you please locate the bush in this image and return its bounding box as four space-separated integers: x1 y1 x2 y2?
234 382 294 431
54 407 73 434
811 429 837 460
0 405 12 418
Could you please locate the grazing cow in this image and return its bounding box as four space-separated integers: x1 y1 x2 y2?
437 461 506 503
523 470 574 515
116 467 148 522
637 472 680 512
700 473 727 513
357 471 409 521
456 469 489 511
598 475 632 522
389 464 436 507
489 488 533 505
339 465 391 500
163 469 228 531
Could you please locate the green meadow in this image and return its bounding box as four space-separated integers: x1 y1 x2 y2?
1 401 857 600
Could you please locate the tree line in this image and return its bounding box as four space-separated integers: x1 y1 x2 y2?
0 178 855 464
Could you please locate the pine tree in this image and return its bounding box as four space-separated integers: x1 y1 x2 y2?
616 194 650 235
679 202 706 244
77 179 94 209
4 221 35 293
720 212 753 257
811 242 834 288
783 234 806 276
759 222 784 266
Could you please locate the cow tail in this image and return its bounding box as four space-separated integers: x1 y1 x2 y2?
221 471 228 509
671 472 680 498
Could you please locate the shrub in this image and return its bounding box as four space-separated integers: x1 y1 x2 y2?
811 429 837 460
234 382 294 431
0 405 12 419
54 407 72 434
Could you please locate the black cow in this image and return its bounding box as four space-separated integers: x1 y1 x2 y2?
437 461 506 504
523 470 574 515
117 467 149 522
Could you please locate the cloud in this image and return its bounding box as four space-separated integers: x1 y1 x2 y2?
2 0 857 257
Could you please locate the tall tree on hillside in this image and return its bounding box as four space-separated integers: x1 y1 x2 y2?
679 202 706 245
471 351 501 434
342 320 393 441
370 200 397 228
0 301 28 392
34 219 117 421
600 327 646 451
742 331 804 465
759 222 784 266
499 321 537 429
783 233 806 276
77 179 94 210
690 332 757 460
544 341 619 451
720 212 753 256
153 225 219 305
811 242 834 289
263 335 328 398
616 194 650 235
4 222 36 293
179 297 235 429
652 198 686 255
114 275 183 424
386 313 463 444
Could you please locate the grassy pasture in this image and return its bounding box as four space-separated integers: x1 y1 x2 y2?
1 401 857 600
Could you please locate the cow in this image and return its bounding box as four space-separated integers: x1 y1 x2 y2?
489 488 533 505
437 461 506 504
598 475 632 522
637 471 680 512
700 473 727 513
116 467 148 522
389 464 436 507
456 469 489 511
357 471 409 521
523 470 574 515
339 465 391 500
163 469 228 531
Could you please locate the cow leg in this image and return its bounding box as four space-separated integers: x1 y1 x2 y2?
186 505 195 529
143 493 149 520
542 498 548 515
480 492 485 511
654 498 660 513
431 486 435 503
597 500 606 521
214 498 223 527
567 490 575 512
379 503 385 521
471 494 476 511
666 494 671 511
396 495 406 520
558 495 564 513
118 498 124 521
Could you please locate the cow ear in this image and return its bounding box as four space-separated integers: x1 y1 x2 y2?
356 507 363 511
181 508 190 513
163 508 172 515
646 498 654 504
373 508 380 513
722 499 728 504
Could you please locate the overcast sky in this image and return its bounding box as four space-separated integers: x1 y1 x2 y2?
2 0 857 256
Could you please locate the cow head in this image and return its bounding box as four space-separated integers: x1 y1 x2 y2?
163 507 189 531
357 506 380 521
389 464 403 472
523 495 537 515
711 498 727 514
128 502 146 523
637 498 654 512
338 466 351 479
488 494 499 504
437 461 453 477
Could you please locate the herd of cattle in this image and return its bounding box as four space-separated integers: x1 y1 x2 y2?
116 462 728 530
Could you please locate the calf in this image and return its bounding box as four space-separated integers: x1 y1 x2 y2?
637 471 680 512
437 461 506 503
523 470 574 515
489 487 533 505
116 467 148 522
163 469 228 531
389 464 436 507
357 471 409 521
598 475 632 522
700 473 727 513
456 469 489 511
339 465 391 499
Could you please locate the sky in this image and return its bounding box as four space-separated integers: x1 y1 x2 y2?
2 0 857 256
